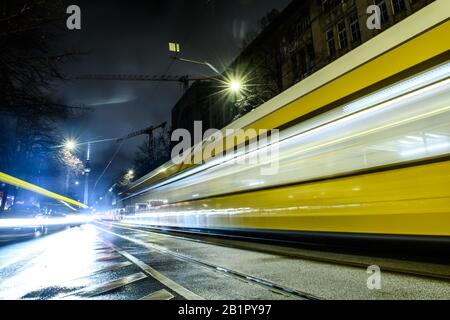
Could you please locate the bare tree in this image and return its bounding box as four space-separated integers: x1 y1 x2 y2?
0 0 78 113
233 9 284 120
132 128 171 180
0 0 86 209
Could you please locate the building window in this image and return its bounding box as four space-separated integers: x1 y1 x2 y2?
298 49 307 77
307 43 315 67
349 13 361 43
337 21 347 50
376 0 389 23
291 53 299 79
297 11 311 34
392 0 406 14
326 29 336 57
322 0 340 13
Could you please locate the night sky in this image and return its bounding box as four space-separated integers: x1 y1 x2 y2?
56 0 291 196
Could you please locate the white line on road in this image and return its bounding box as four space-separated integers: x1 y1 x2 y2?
61 272 148 299
105 240 204 300
96 222 314 300
140 289 175 300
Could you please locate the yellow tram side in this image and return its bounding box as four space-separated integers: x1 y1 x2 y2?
121 1 450 242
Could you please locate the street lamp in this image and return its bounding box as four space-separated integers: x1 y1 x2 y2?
62 139 80 195
60 139 90 205
64 139 77 151
167 42 251 96
120 170 135 187
229 80 242 94
168 42 221 75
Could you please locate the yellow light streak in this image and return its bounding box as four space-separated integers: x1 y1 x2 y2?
0 172 88 209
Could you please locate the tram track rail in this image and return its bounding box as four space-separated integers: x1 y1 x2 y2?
95 223 322 300
104 221 450 283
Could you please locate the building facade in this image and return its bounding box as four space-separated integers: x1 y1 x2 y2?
172 0 435 136
171 79 236 144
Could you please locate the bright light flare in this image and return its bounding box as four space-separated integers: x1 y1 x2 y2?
214 70 251 99
64 139 77 151
229 80 242 93
0 215 93 229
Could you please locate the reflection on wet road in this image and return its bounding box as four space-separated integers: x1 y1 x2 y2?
0 225 190 300
0 224 296 300
1 223 449 300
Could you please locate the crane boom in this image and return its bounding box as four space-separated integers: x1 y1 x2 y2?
117 122 167 143
74 74 209 91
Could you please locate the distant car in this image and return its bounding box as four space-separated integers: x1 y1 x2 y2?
40 203 92 229
43 212 69 233
64 213 88 228
43 210 89 230
0 204 43 242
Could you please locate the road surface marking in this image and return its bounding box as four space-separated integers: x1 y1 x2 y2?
95 261 132 271
97 223 317 300
94 247 111 251
97 249 115 254
61 272 148 298
95 253 123 262
79 261 133 277
106 241 204 300
140 289 175 300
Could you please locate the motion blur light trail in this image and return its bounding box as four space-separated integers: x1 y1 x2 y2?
0 225 99 299
0 172 88 209
0 216 93 229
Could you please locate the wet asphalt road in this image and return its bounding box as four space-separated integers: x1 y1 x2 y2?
0 222 449 300
0 223 298 300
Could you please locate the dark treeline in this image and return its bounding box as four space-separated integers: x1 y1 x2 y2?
0 0 86 209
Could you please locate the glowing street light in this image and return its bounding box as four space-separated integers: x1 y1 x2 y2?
128 170 134 176
229 80 242 93
64 139 77 151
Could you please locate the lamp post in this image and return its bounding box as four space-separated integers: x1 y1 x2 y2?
59 123 166 207
63 139 92 206
168 42 221 75
83 142 91 206
171 56 221 75
63 139 78 196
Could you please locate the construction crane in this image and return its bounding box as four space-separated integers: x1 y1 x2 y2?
74 74 210 92
91 121 169 199
117 122 167 144
117 122 168 162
